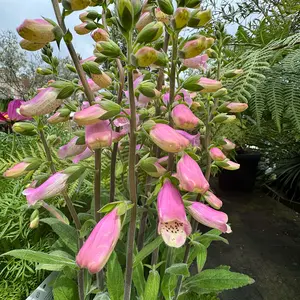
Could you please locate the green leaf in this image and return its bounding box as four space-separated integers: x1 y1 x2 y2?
94 293 111 300
143 270 160 300
194 229 228 248
161 273 177 300
196 243 207 272
133 236 163 267
53 274 79 300
1 250 76 268
107 252 124 300
79 218 96 238
133 261 146 297
165 263 190 277
41 218 78 253
183 269 255 294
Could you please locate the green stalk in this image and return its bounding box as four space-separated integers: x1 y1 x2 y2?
124 31 138 300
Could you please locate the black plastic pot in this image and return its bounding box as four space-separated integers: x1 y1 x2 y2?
219 150 261 193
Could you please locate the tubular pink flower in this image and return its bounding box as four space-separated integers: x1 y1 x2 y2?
150 123 190 153
74 104 107 126
171 104 200 130
3 162 30 178
23 172 70 206
7 100 30 121
80 56 97 64
82 78 101 92
199 77 222 93
17 19 55 43
19 39 46 51
226 102 248 113
58 137 87 159
203 191 223 209
163 90 192 107
19 87 63 117
182 54 209 70
188 202 231 233
175 154 209 194
222 138 236 151
85 120 112 150
91 73 112 89
157 180 192 247
222 160 240 170
209 147 227 161
176 130 200 147
47 112 69 124
72 147 94 164
91 28 109 42
76 208 121 274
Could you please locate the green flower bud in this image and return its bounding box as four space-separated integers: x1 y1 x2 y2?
96 39 122 58
143 119 156 132
206 48 218 58
188 9 212 28
37 68 53 75
137 80 157 97
136 21 164 44
12 122 36 136
223 69 244 78
212 88 228 98
157 0 174 15
99 100 121 120
182 75 203 91
185 0 201 8
153 51 168 67
30 209 40 229
172 7 190 30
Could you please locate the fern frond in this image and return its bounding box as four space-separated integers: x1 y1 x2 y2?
249 83 265 127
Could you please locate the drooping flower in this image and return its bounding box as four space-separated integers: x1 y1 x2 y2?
74 104 107 126
182 54 208 70
7 100 30 121
74 23 92 35
157 180 192 247
179 36 213 59
72 147 94 164
150 123 190 153
218 160 240 171
175 154 209 194
199 77 222 93
80 56 97 64
171 104 200 130
222 138 236 151
226 102 248 113
173 7 190 30
187 202 231 233
134 47 159 67
176 130 200 147
76 208 121 274
17 19 55 44
58 137 87 159
209 147 227 161
19 39 46 51
203 191 223 209
19 88 63 117
3 162 30 178
83 78 102 92
85 120 112 150
91 72 112 89
23 172 70 206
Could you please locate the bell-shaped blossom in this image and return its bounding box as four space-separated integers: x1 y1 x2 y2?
187 202 231 233
3 162 30 178
83 78 101 92
157 180 192 247
209 147 227 161
171 104 200 130
179 36 213 59
203 191 223 209
72 147 94 164
85 120 112 150
17 19 55 44
182 54 208 70
74 104 107 126
176 130 200 147
199 78 222 93
23 172 70 206
76 208 121 274
175 154 209 194
20 88 63 117
58 137 87 159
91 28 110 42
7 100 30 121
163 89 192 107
226 102 248 113
91 72 112 89
222 138 236 151
19 39 46 51
80 56 97 64
150 123 190 153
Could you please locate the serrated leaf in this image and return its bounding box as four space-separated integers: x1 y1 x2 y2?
53 274 79 300
107 252 124 300
165 263 190 277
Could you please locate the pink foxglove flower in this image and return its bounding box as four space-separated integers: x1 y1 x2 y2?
85 120 112 150
17 19 55 43
203 191 223 209
150 123 190 153
175 154 209 194
221 160 240 170
226 102 248 113
187 202 231 233
136 12 153 32
176 130 200 147
158 180 192 247
72 147 94 164
3 162 30 178
58 137 87 159
182 54 208 70
80 56 97 64
76 208 121 274
222 138 236 151
91 73 112 89
82 78 101 92
171 104 200 130
23 172 70 206
199 77 222 93
209 147 227 161
7 100 30 121
74 104 107 126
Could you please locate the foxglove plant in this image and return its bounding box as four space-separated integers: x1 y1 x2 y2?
3 0 255 299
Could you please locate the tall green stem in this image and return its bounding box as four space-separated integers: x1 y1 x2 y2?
124 31 138 300
167 32 178 172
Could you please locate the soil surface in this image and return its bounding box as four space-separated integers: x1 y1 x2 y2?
205 189 300 300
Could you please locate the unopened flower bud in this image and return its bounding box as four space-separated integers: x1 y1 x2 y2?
74 22 95 35
153 51 168 67
136 21 164 44
136 12 154 32
222 138 236 151
91 28 110 42
91 73 112 89
12 122 36 136
223 69 243 78
155 8 170 24
198 77 222 93
157 0 174 15
30 209 40 229
216 159 240 171
213 88 228 98
140 157 167 177
171 104 200 130
226 102 248 113
206 48 217 58
185 0 201 8
63 0 90 11
19 39 46 51
79 10 99 22
172 7 190 30
143 119 156 131
188 9 212 28
209 147 227 161
179 36 210 59
96 40 122 58
133 47 159 67
36 68 53 75
137 80 156 97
